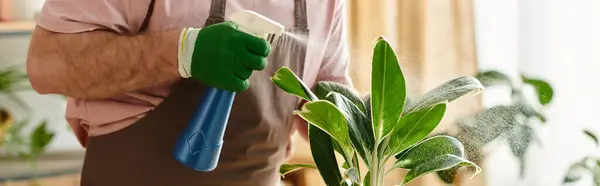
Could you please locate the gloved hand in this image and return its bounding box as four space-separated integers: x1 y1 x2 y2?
177 21 272 92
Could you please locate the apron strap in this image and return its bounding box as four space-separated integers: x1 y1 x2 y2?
294 0 308 29
207 0 227 24
139 0 156 32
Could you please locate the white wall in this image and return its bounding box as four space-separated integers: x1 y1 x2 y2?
474 0 600 186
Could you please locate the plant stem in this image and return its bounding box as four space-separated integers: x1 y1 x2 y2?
377 164 386 186
370 141 387 186
370 154 379 186
371 142 380 186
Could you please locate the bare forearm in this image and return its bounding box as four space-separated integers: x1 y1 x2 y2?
27 27 181 99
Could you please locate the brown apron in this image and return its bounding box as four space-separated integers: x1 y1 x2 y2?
79 0 309 185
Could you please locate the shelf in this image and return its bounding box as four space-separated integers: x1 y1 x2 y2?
0 149 85 182
0 21 36 35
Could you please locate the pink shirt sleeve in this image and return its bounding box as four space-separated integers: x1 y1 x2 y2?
35 0 152 146
36 0 152 34
315 0 352 87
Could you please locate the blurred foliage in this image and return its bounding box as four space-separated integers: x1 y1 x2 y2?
563 131 600 186
436 70 554 184
0 66 54 171
0 65 32 111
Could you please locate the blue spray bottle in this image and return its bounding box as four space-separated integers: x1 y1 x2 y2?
173 10 285 172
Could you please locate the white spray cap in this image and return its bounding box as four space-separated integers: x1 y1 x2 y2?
228 10 285 40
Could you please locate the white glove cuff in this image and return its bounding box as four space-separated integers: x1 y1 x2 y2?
177 27 201 78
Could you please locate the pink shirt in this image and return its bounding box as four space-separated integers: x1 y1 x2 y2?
36 0 351 147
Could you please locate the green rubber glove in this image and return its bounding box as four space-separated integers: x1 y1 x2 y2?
177 21 272 92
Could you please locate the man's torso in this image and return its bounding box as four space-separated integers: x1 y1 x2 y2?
62 0 337 140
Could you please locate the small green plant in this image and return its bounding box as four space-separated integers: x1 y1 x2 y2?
0 66 54 173
271 37 482 186
563 130 600 186
436 69 554 183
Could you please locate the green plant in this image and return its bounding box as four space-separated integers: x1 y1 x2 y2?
0 66 54 171
1 118 54 165
436 70 554 183
563 130 600 186
0 65 32 110
271 36 482 186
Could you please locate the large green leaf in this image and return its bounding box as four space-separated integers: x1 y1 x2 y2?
363 95 372 123
316 81 367 114
392 135 464 169
399 154 481 186
362 94 412 125
436 167 459 184
331 138 350 162
279 163 317 178
315 82 373 163
328 92 374 163
309 126 344 185
393 135 474 185
521 75 553 105
295 101 354 160
475 70 512 87
270 67 317 101
271 66 343 185
371 36 407 139
404 76 484 114
387 102 447 156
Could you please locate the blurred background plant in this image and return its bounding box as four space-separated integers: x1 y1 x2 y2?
434 69 554 184
0 65 54 172
562 130 600 186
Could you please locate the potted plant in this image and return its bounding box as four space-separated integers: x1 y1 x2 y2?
270 36 483 186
